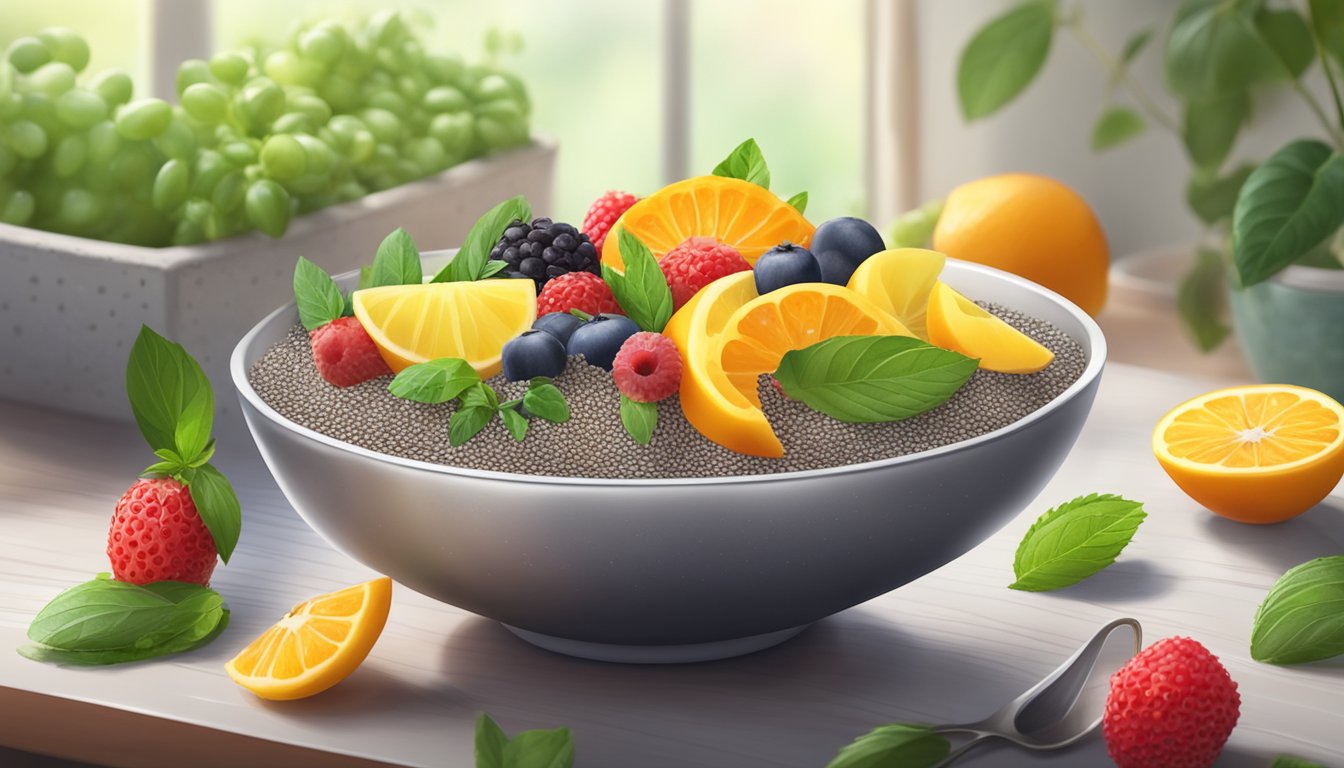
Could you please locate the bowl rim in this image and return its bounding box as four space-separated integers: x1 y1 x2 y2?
231 258 1107 487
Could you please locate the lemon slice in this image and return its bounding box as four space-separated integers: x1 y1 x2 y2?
926 282 1053 373
352 280 537 378
847 248 946 339
225 577 392 701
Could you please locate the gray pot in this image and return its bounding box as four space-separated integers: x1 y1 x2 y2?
1229 265 1344 402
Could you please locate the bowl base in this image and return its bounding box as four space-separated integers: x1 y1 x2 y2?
501 624 810 664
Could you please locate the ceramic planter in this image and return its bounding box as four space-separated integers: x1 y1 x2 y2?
1229 265 1344 402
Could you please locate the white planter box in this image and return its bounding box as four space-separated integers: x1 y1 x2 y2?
0 137 556 424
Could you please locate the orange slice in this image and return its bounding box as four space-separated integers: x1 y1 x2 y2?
352 280 536 378
1153 385 1344 524
926 281 1053 373
601 175 814 271
224 576 392 701
846 248 947 340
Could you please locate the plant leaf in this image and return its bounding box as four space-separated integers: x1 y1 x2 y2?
293 256 346 331
502 727 575 768
1233 139 1344 286
26 577 225 653
826 723 951 768
1120 28 1154 65
711 138 770 189
1177 248 1231 352
388 358 480 404
786 191 808 214
368 228 424 288
1272 756 1328 768
460 382 500 411
603 228 674 333
1091 107 1145 151
478 259 510 280
775 336 978 423
1256 7 1316 78
1182 90 1248 171
1187 164 1254 224
500 407 529 441
1311 0 1344 65
19 606 229 666
1251 555 1344 664
956 1 1054 120
1010 494 1146 592
475 713 509 768
358 266 375 290
433 196 531 283
125 326 213 460
522 381 570 423
1165 0 1285 99
185 462 241 564
449 406 494 447
619 396 657 445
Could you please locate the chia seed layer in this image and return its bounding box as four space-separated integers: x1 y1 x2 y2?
248 303 1087 479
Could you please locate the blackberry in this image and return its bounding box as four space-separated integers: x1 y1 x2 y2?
489 217 600 290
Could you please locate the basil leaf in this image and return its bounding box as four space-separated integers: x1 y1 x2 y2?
449 406 494 447
460 382 500 411
786 191 808 215
27 578 223 652
1256 7 1315 78
1182 91 1248 171
185 462 241 564
1187 165 1254 225
956 1 1053 120
1272 755 1328 768
826 723 950 768
1177 248 1231 352
434 196 531 283
1233 140 1344 286
478 259 510 280
293 256 346 331
389 358 480 404
522 381 570 424
21 606 229 666
619 396 657 445
711 138 770 189
475 713 508 768
1165 0 1284 99
604 229 673 333
125 326 213 461
502 727 575 768
775 336 977 423
358 266 375 290
500 407 528 441
1009 494 1146 592
368 228 424 288
1311 0 1344 65
1091 107 1145 151
1251 555 1344 665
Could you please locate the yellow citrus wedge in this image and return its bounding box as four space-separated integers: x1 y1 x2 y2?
225 576 392 701
1153 385 1344 524
926 281 1053 373
352 280 537 378
601 175 814 272
846 248 947 340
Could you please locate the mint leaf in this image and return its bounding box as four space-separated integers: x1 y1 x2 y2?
522 379 570 423
957 1 1054 120
26 577 226 655
620 395 657 445
358 266 375 290
1010 494 1146 592
1091 107 1144 151
1272 756 1328 768
503 728 575 768
786 191 808 214
775 336 978 423
21 599 229 666
1233 139 1344 286
826 723 950 768
389 358 481 404
125 326 213 461
1251 555 1344 665
500 407 528 441
476 713 508 768
184 462 241 564
293 256 346 331
711 138 770 189
434 196 531 283
368 228 424 288
461 382 500 411
450 406 494 447
603 229 673 333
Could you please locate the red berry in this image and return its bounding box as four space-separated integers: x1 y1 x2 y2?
108 478 218 586
537 271 623 317
582 190 639 256
310 316 391 387
612 332 682 402
658 236 752 311
1104 636 1240 768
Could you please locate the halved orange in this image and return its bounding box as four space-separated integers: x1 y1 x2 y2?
926 281 1054 373
1153 385 1344 524
352 280 537 378
601 176 814 272
225 576 392 701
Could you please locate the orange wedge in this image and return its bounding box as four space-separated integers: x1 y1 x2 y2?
846 248 947 340
225 576 392 701
926 282 1054 373
352 280 537 378
1153 385 1344 524
601 176 814 271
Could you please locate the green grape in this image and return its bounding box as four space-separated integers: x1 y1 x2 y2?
1 190 36 225
37 28 90 72
260 133 306 179
399 40 425 70
298 28 344 65
153 115 197 160
424 52 464 85
181 83 230 124
184 198 213 226
371 143 397 166
270 112 314 134
474 115 526 152
175 59 215 96
209 52 251 85
367 10 409 48
404 136 446 173
51 134 87 177
368 90 407 115
7 37 51 74
212 170 245 213
27 61 77 96
220 140 258 166
391 158 421 182
264 50 322 88
152 158 189 212
189 150 230 197
172 219 205 246
108 145 156 187
55 88 108 128
60 188 100 226
239 77 285 128
334 180 365 202
0 143 15 176
473 74 516 104
397 72 428 101
292 134 334 176
474 98 524 123
115 98 173 140
348 129 376 163
0 93 20 119
86 120 120 163
318 74 359 112
6 120 48 159
21 93 59 134
429 111 472 153
289 93 332 125
424 86 468 114
244 179 291 237
359 107 400 143
284 173 330 196
88 69 133 107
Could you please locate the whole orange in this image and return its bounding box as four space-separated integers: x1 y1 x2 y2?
932 173 1109 316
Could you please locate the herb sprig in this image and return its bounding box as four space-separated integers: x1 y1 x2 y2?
389 360 570 446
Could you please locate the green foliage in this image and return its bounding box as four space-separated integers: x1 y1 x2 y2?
956 1 1054 121
1177 247 1231 351
1009 494 1146 592
1233 140 1344 286
1251 556 1344 665
1091 107 1144 151
826 723 951 768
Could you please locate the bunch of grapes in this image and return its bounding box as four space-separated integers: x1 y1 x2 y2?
0 12 531 247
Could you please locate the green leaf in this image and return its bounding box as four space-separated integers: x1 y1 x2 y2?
1256 7 1316 78
125 326 214 461
449 406 494 447
522 380 570 423
1178 248 1231 352
619 395 657 445
1272 755 1328 768
1233 139 1344 286
1187 164 1254 224
1311 0 1344 65
293 256 346 331
478 260 510 280
26 577 226 655
475 713 508 768
502 728 575 768
826 723 951 768
185 462 241 564
1009 494 1146 592
1251 555 1344 664
433 196 531 283
786 191 808 215
358 266 375 291
711 138 770 189
389 358 481 404
1182 91 1248 171
774 336 978 423
500 407 528 441
603 229 674 333
1090 107 1145 151
19 606 229 666
956 1 1054 120
368 228 424 288
1120 28 1154 65
887 199 945 248
460 382 500 411
1165 0 1284 99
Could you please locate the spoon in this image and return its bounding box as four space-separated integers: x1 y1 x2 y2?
929 617 1142 766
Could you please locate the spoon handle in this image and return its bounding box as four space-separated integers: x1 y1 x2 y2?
930 734 993 768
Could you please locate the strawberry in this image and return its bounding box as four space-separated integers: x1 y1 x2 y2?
310 316 391 387
658 236 752 311
537 271 623 317
582 190 639 256
108 478 218 586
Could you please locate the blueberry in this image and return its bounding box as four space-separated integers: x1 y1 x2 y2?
811 217 886 286
566 313 640 370
501 330 567 382
754 242 821 294
532 312 584 345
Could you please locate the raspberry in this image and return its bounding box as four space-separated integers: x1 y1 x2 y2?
310 316 391 387
537 271 622 317
612 332 682 402
107 478 218 586
1104 636 1240 768
581 190 639 255
658 236 752 311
